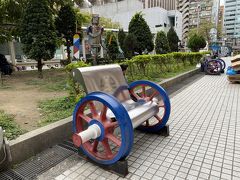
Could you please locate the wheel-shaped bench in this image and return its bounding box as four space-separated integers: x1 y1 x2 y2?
205 59 222 75
72 64 171 165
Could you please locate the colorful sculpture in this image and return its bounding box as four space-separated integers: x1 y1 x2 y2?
72 64 171 165
87 14 104 65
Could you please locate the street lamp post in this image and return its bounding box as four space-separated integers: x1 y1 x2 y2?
197 2 201 33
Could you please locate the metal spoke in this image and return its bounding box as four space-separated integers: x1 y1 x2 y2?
91 140 99 152
89 101 98 118
142 85 146 98
149 90 158 101
130 89 141 100
78 114 91 123
154 115 163 123
100 106 108 121
106 134 121 147
105 121 118 129
102 139 113 157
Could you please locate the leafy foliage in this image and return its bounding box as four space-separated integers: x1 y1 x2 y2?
167 27 179 52
38 96 76 126
20 0 57 78
124 52 208 82
129 12 154 54
155 31 170 54
65 61 89 102
0 0 26 43
105 31 119 60
79 11 120 28
0 110 24 140
118 29 126 51
123 33 138 59
55 4 77 62
188 20 214 44
187 33 207 52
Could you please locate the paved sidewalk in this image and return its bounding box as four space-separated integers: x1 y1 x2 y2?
39 60 240 180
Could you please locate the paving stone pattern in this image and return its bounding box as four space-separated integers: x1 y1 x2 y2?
52 72 240 180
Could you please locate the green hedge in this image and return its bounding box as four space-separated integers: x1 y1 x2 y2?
122 52 209 82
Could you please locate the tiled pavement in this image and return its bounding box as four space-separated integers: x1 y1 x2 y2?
39 61 240 180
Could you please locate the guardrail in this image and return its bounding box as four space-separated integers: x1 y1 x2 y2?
16 60 62 67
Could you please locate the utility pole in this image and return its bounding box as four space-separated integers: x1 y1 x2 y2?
197 0 201 33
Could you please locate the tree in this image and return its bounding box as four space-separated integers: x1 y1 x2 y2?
129 12 154 54
188 20 214 45
20 0 57 78
118 29 126 51
187 33 206 52
123 33 138 59
155 31 170 54
167 27 179 52
55 4 77 63
105 31 119 60
0 0 27 43
78 11 120 28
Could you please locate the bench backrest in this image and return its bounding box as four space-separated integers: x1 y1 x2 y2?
72 64 130 100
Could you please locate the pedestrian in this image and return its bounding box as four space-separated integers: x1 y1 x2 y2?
0 54 13 75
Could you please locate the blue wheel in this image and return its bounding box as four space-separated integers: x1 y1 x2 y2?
205 59 222 75
129 80 171 132
217 59 226 73
72 92 133 165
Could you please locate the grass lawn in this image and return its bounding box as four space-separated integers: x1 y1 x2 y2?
0 110 25 140
24 69 68 92
38 96 75 126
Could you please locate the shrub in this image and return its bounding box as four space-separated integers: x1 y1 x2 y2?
123 33 138 59
126 52 207 78
0 110 24 140
167 27 179 52
65 61 89 102
155 31 170 54
129 12 154 54
187 33 207 52
105 31 119 61
118 29 126 52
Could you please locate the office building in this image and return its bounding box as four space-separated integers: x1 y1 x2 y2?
224 0 240 47
81 0 182 40
143 0 176 10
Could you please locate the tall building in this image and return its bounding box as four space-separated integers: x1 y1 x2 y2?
177 0 190 44
143 0 176 10
90 0 176 10
218 5 224 39
177 0 219 45
81 0 183 40
188 0 217 29
224 0 240 47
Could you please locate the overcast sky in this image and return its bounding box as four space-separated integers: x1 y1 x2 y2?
221 0 224 5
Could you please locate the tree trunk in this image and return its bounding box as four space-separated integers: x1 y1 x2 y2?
92 54 97 65
67 45 71 64
37 60 43 79
66 38 71 64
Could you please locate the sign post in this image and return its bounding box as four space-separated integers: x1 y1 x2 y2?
73 34 80 60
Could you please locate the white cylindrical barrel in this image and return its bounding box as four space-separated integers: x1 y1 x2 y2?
80 124 101 143
73 124 101 147
128 101 159 129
